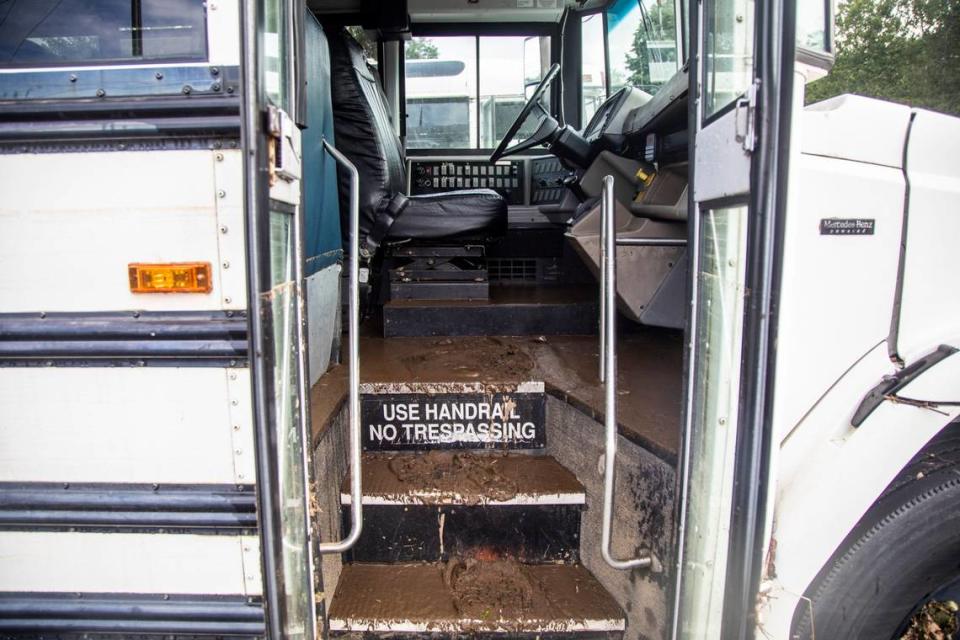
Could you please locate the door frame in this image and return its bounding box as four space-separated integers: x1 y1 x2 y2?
241 0 317 637
671 0 797 636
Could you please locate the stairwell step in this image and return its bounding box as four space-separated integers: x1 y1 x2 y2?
342 452 585 506
327 562 626 635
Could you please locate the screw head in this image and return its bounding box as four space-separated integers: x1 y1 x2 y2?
95 88 105 97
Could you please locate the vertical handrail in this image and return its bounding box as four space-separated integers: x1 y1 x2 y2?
598 195 606 382
318 139 363 554
599 174 653 571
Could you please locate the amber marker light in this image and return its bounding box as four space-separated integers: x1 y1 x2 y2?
128 262 213 294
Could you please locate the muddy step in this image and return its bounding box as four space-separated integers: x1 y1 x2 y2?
341 452 584 563
327 561 625 636
361 382 546 451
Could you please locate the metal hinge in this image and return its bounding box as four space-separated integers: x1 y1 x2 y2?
734 79 760 152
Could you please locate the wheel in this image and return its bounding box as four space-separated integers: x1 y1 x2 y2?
791 420 960 639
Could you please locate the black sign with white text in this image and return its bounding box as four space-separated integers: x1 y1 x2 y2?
361 393 546 450
820 218 875 235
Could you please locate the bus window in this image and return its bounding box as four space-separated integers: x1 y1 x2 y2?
405 36 476 149
0 0 207 66
404 34 551 150
606 0 680 96
479 35 550 149
581 13 606 125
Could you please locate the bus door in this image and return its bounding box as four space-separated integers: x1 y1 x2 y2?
672 0 796 637
241 1 316 638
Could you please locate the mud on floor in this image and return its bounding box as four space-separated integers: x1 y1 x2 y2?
386 451 520 504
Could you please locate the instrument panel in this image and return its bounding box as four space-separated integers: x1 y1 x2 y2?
409 159 524 205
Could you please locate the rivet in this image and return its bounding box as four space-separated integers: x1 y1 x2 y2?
229 359 237 366
216 152 224 161
212 82 222 92
63 483 70 489
39 311 46 319
719 417 727 425
233 424 241 431
210 67 220 76
218 189 226 198
95 88 105 97
223 260 230 269
132 311 141 318
153 483 160 490
736 14 744 22
155 71 164 80
69 74 78 83
232 399 239 406
226 86 235 94
235 448 242 455
182 85 192 95
224 296 232 304
220 225 229 234
230 372 238 380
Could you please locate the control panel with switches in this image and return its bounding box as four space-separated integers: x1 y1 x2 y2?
409 159 525 205
530 157 572 205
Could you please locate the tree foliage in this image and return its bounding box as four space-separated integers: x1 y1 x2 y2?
806 0 960 115
624 1 677 92
405 38 439 60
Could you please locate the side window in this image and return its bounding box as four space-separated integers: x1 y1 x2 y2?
796 0 829 53
581 13 606 125
263 0 288 110
0 0 207 66
606 0 680 96
703 0 755 119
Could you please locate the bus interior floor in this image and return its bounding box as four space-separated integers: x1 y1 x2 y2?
309 329 683 462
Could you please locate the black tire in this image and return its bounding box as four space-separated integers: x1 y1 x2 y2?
791 421 960 640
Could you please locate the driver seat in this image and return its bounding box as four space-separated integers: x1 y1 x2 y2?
328 29 507 260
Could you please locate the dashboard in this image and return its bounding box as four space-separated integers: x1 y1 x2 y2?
408 156 570 208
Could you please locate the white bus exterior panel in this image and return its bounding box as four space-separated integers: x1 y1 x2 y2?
894 109 960 361
0 531 262 596
207 0 241 68
771 152 905 444
0 150 246 313
762 343 960 638
0 367 255 485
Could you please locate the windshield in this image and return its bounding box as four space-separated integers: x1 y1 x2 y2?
607 0 680 96
404 34 551 150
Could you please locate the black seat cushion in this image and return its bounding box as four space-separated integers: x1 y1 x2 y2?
389 189 507 241
327 29 506 252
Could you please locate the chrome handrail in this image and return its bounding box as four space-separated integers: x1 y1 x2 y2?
599 174 654 571
318 139 362 554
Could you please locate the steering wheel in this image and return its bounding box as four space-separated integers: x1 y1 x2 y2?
489 63 562 162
